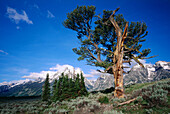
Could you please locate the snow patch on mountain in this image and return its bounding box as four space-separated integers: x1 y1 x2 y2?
0 79 31 88
155 61 170 70
0 64 95 92
124 61 170 85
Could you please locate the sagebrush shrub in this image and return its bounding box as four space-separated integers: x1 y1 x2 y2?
103 110 124 114
136 96 143 102
142 87 168 107
98 96 109 104
131 80 169 107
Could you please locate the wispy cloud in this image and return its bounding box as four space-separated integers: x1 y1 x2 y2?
47 10 55 18
22 64 94 80
7 7 33 24
84 69 103 78
0 50 8 55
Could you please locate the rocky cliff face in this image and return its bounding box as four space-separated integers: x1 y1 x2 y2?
124 61 170 85
91 61 170 91
92 74 114 91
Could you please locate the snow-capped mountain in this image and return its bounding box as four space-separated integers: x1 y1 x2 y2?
0 61 169 96
124 61 170 85
92 74 114 91
0 66 94 97
84 78 95 91
0 79 44 97
90 61 170 91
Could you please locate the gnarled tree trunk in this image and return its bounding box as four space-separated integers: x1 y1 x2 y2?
109 8 128 98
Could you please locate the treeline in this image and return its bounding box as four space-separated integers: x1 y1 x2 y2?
42 73 88 102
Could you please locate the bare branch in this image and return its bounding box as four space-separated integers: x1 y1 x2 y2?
123 71 128 74
97 69 105 73
109 8 122 33
118 97 137 106
123 60 131 63
122 66 130 68
132 56 144 68
85 47 103 63
105 66 113 72
140 55 158 59
122 22 129 39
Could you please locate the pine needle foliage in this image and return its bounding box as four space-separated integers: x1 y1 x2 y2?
42 73 50 101
63 5 152 71
52 73 88 101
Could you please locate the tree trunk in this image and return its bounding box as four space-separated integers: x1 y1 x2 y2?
109 8 128 98
113 31 124 98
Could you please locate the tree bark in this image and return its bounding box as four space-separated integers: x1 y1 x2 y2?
109 10 128 98
113 32 124 98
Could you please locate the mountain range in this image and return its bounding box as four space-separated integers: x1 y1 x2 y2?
0 61 169 97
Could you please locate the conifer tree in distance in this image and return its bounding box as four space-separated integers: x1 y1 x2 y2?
42 73 50 101
75 74 80 96
52 79 57 101
80 72 88 96
54 77 61 101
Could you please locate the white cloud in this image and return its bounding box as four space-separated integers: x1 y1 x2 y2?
84 69 102 78
7 7 33 24
0 50 8 55
22 64 83 80
22 70 56 80
47 10 55 18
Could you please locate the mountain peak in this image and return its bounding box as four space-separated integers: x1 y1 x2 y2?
155 61 170 70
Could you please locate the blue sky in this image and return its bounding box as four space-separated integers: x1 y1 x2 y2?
0 0 170 83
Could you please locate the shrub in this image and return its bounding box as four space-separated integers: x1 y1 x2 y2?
98 96 109 104
103 110 124 114
131 80 169 107
145 109 153 114
142 87 168 107
57 108 68 113
136 96 143 102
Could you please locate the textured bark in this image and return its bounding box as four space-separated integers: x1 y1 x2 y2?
109 9 128 98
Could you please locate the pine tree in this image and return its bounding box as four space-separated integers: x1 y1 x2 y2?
63 6 156 98
75 74 80 96
52 79 57 101
80 73 88 96
58 76 62 101
54 77 61 101
51 73 88 101
68 78 75 98
61 75 66 100
42 73 50 101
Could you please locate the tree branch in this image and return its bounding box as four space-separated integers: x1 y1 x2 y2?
132 56 144 68
123 60 131 63
85 47 102 63
109 8 122 33
118 97 137 106
140 55 158 59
